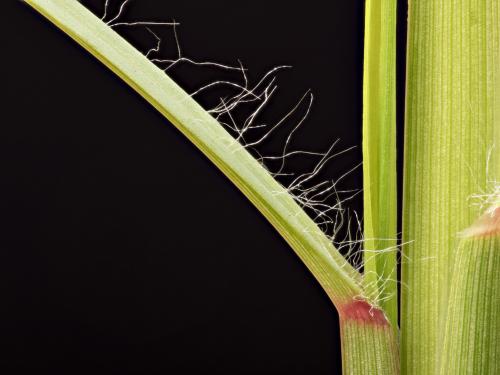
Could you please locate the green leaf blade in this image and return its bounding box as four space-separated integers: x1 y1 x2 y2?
24 0 363 305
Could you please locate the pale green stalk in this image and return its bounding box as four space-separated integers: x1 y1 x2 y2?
362 0 398 329
402 1 500 374
341 318 399 375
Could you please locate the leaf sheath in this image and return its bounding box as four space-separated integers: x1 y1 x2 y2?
439 209 500 374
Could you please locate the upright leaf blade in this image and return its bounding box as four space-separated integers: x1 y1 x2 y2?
362 0 398 329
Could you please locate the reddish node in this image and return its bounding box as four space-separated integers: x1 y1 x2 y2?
339 299 389 326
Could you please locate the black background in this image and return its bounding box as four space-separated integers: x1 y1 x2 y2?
0 1 406 373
